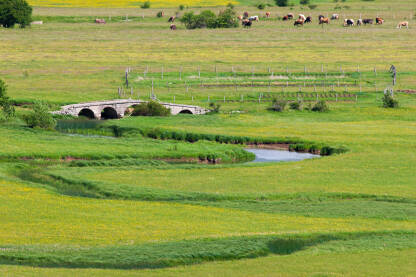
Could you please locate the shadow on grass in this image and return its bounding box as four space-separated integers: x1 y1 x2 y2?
0 231 413 270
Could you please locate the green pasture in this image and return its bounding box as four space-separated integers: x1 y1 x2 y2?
1 0 416 275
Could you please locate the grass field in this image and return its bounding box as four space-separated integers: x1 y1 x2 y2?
1 0 416 275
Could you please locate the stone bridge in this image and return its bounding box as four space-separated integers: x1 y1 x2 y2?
54 99 209 119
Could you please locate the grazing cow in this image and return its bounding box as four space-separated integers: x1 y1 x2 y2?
363 19 373 25
170 24 176 30
168 16 175 22
243 11 249 18
298 14 306 21
265 12 271 18
344 19 354 27
242 19 252 28
95 19 106 24
282 15 289 21
331 14 339 20
249 16 259 21
305 16 312 23
376 17 384 24
294 19 304 26
287 13 294 19
318 15 325 20
397 21 409 29
319 17 330 24
357 19 363 26
237 15 243 21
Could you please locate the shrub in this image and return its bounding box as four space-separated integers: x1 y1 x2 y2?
382 93 399 108
300 0 310 5
0 79 15 120
311 100 329 112
216 8 238 28
226 2 234 9
131 101 170 116
275 0 288 7
156 11 164 18
180 9 237 29
208 102 221 114
179 4 185 10
269 98 287 112
257 3 266 9
0 0 32 28
23 102 56 129
289 101 302 110
140 1 150 9
180 10 216 29
308 4 318 9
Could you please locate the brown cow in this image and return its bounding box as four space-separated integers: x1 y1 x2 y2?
294 19 304 26
243 11 249 18
282 15 289 21
170 24 176 30
237 15 243 21
265 12 271 18
287 13 294 19
319 17 330 24
376 17 384 24
168 16 175 22
397 21 409 29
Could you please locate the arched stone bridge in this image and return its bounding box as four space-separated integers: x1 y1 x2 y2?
54 99 209 119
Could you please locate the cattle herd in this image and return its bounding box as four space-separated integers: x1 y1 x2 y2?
237 12 409 29
93 11 410 30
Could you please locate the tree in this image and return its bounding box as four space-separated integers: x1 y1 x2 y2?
0 0 32 28
23 102 56 129
275 0 289 7
0 79 14 120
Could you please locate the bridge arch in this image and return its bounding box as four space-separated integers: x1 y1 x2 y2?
178 109 193 114
101 107 119 120
78 108 96 119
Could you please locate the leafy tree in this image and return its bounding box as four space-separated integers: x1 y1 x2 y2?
0 79 14 120
0 0 32 28
275 0 288 7
23 102 56 129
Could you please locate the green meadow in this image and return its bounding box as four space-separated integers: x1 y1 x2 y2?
1 0 416 275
